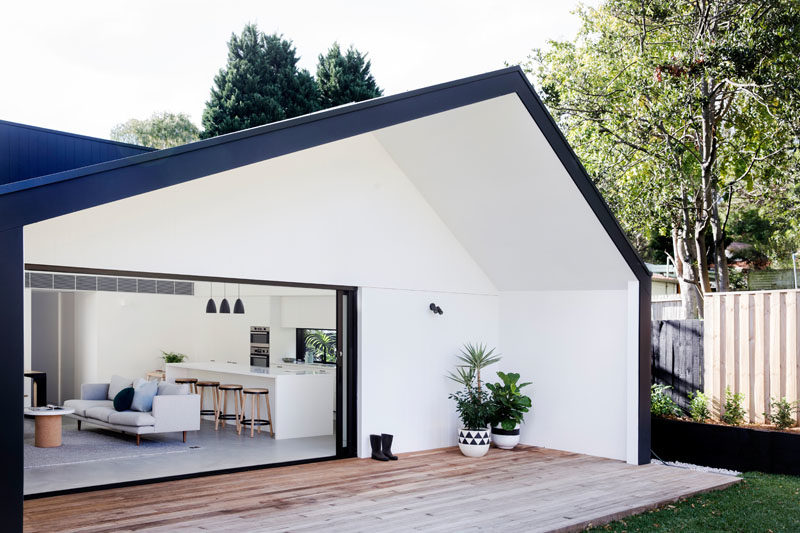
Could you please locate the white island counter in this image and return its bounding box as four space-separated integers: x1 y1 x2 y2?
166 362 335 440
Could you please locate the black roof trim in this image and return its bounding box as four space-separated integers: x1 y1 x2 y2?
0 66 649 282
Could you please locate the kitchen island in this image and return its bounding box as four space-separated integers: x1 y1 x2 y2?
166 362 335 440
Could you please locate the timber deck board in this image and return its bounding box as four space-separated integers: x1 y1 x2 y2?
23 446 739 532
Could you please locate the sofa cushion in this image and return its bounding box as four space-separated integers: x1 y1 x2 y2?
107 410 156 427
157 382 189 396
131 379 159 412
108 375 133 400
85 406 116 422
64 399 113 417
113 387 135 411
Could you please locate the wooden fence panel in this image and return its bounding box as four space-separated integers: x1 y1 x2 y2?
704 290 800 425
652 319 704 411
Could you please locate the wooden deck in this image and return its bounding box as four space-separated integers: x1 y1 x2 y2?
24 446 739 532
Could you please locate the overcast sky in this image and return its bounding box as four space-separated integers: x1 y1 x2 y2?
0 1 594 139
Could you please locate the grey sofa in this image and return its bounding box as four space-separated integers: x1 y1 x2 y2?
64 382 200 445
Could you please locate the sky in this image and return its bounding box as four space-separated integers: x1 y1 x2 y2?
0 1 594 140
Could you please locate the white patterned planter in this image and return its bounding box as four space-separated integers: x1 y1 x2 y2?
458 428 490 457
491 424 521 449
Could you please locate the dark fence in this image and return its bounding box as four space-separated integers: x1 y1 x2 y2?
651 319 703 411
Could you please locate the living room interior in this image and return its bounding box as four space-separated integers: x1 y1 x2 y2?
23 270 341 496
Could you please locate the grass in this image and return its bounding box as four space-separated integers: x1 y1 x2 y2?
586 472 800 532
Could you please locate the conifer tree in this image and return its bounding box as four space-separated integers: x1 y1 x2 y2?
316 43 383 109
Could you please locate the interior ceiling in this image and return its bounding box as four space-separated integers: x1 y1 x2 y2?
373 94 636 291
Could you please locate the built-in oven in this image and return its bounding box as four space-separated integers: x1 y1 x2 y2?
250 326 270 367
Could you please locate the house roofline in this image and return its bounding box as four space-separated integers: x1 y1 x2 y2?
0 118 156 154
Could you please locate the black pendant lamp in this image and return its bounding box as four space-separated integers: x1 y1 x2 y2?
233 284 245 314
205 282 217 313
219 283 231 314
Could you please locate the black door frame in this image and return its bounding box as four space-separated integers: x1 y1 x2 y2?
19 264 359 496
335 289 358 459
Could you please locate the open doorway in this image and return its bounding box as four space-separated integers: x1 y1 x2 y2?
23 267 356 496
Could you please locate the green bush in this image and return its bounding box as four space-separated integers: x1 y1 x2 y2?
722 387 746 425
651 384 681 417
765 397 797 430
486 371 532 431
688 390 711 422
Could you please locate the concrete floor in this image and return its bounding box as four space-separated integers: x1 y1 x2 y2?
24 417 335 496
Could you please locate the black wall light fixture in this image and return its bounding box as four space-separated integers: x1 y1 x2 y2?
219 283 231 313
206 282 217 313
429 303 444 315
233 284 245 314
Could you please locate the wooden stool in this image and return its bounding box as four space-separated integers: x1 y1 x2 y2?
146 370 166 382
216 384 243 431
196 381 220 423
175 377 198 394
241 388 274 438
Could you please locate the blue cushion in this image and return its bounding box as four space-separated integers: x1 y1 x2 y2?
130 379 158 412
113 387 135 411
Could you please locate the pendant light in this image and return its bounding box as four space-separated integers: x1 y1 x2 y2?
219 283 231 314
233 283 245 314
205 282 217 313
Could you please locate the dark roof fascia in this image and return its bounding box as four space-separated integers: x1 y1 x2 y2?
0 66 649 283
506 69 651 283
0 119 156 153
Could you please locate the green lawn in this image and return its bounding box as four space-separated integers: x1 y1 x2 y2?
586 472 800 532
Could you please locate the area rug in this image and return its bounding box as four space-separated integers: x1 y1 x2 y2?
24 419 196 468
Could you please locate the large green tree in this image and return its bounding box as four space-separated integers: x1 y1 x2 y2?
201 24 319 138
316 42 383 108
527 0 800 316
110 112 199 149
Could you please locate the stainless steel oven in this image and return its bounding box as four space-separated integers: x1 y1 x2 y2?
250 326 270 367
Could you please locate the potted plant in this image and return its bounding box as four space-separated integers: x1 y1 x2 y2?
161 351 187 371
447 343 501 457
487 371 532 449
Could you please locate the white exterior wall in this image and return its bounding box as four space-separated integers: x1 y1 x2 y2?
498 290 632 462
358 288 499 457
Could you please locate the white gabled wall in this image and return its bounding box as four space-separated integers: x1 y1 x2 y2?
498 289 632 462
358 287 499 457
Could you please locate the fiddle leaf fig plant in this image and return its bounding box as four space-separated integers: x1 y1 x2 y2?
487 371 532 431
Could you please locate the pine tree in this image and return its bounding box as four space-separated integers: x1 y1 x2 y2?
316 43 383 109
201 24 320 138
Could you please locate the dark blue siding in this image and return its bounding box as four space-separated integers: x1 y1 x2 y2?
0 119 153 185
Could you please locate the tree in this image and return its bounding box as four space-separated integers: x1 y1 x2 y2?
201 24 319 138
316 42 383 108
527 0 800 317
110 112 199 149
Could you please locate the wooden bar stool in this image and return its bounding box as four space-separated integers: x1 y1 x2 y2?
196 381 220 424
216 384 243 432
175 377 198 394
240 388 274 438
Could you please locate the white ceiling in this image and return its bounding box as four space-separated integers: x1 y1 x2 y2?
374 94 636 291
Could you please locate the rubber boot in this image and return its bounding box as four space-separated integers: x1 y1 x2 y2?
370 434 389 461
381 433 398 460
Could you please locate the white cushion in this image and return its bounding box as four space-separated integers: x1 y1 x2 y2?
107 410 156 427
108 375 133 400
85 406 116 422
64 399 113 417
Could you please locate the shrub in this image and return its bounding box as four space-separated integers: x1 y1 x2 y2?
766 397 798 430
722 387 746 425
688 390 711 422
651 384 681 418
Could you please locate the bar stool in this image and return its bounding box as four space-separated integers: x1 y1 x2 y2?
175 377 198 394
216 384 243 431
196 381 220 424
241 388 274 438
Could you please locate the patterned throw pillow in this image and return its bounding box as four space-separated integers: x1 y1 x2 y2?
113 387 135 411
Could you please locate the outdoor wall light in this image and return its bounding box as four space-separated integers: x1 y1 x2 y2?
206 282 217 313
429 303 444 315
233 283 245 314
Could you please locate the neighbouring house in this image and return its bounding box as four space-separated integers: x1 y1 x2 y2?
1 67 651 526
